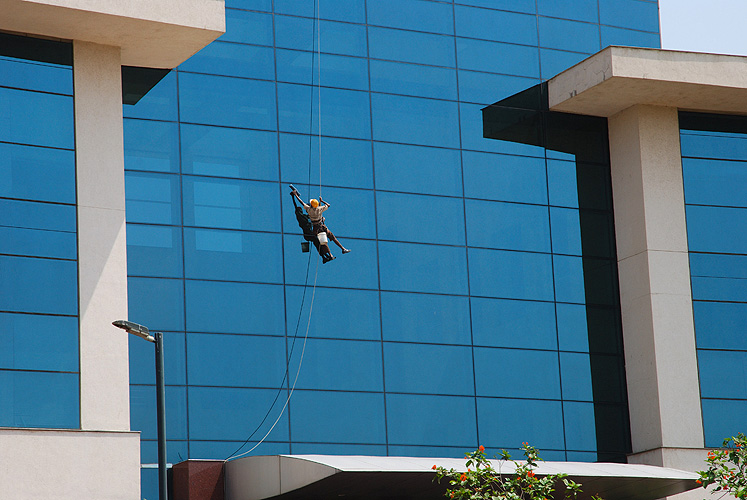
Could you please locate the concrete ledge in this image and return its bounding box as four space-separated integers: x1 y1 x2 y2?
0 428 141 500
548 46 747 117
0 0 225 68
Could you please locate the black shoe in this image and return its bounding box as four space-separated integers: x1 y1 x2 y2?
342 248 351 254
323 255 335 264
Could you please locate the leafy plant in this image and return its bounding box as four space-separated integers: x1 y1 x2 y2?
433 443 601 500
697 433 747 499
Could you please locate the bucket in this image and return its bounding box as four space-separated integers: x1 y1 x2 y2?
301 241 310 253
317 232 328 245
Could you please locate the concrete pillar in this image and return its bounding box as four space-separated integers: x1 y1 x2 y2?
608 104 705 468
73 40 131 432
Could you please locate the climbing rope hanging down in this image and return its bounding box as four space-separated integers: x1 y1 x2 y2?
223 0 325 461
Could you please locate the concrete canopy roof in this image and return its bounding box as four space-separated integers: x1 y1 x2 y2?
548 46 747 117
0 0 225 68
225 455 700 500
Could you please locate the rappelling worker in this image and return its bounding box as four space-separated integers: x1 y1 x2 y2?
290 187 350 262
290 190 335 262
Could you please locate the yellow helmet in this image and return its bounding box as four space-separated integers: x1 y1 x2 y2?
310 199 319 208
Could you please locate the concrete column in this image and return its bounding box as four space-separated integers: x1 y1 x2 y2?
73 41 131 432
608 105 704 458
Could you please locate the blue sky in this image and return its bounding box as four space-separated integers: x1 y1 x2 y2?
659 0 747 56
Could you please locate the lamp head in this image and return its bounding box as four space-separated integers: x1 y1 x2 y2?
112 319 156 342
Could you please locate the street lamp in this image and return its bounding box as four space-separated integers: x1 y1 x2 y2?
113 319 167 500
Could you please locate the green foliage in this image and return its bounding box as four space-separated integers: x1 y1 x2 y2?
697 433 747 499
433 443 602 500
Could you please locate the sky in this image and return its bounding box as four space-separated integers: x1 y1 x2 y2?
659 0 747 56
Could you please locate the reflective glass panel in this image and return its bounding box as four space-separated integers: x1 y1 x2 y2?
368 27 455 68
455 5 538 45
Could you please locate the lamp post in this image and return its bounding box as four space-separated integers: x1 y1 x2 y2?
113 319 167 500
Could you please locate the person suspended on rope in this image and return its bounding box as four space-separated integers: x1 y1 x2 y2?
290 187 351 261
290 189 336 263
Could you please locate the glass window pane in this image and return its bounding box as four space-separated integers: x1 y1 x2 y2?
187 333 286 387
275 0 365 23
125 172 181 225
0 143 75 203
188 386 289 441
287 286 381 341
0 256 77 315
474 347 561 399
462 151 547 204
370 60 457 100
598 0 659 32
368 0 453 34
379 241 468 295
455 6 538 45
185 280 285 335
384 343 474 395
0 212 76 260
219 9 273 45
686 205 747 254
0 87 74 149
179 73 277 130
280 134 373 189
184 228 283 283
456 0 535 15
458 70 538 105
0 371 79 428
181 124 278 181
691 277 747 303
123 71 178 121
124 119 180 173
461 103 545 156
127 224 183 278
601 26 659 49
537 0 598 22
693 301 747 350
182 176 280 232
369 27 455 67
456 38 540 78
377 191 465 245
539 17 600 53
372 93 460 148
702 399 747 448
698 350 747 399
386 394 476 446
381 291 471 344
283 236 380 289
477 397 565 450
374 142 462 197
291 390 385 444
681 131 747 161
275 16 367 57
563 402 597 451
471 297 557 350
690 253 747 280
560 352 593 401
277 83 371 139
0 313 78 372
128 277 185 331
466 199 551 252
289 338 383 391
276 49 369 91
179 42 275 80
683 158 747 208
0 55 72 95
468 248 554 301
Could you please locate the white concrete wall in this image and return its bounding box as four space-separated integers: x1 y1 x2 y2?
74 40 131 433
0 429 140 500
608 104 704 456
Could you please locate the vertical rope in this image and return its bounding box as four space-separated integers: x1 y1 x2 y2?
317 0 323 198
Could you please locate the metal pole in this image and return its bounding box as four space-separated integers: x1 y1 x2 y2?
155 331 168 500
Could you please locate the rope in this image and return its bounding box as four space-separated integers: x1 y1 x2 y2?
224 0 324 461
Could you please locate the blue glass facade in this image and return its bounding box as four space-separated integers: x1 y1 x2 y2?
123 1 660 494
0 35 79 429
680 113 747 448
